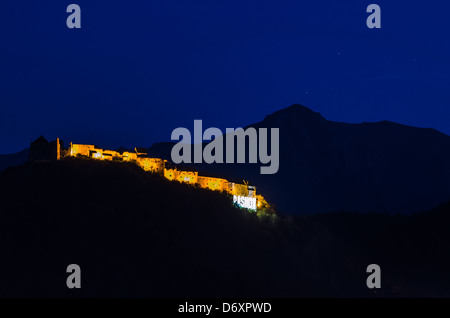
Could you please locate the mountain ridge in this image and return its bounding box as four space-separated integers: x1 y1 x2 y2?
147 104 450 215
0 148 29 172
2 104 449 215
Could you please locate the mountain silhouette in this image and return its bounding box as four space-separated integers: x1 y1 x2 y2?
0 149 29 172
1 104 449 215
148 104 450 215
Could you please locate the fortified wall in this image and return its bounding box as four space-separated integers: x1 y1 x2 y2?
28 137 266 211
64 141 264 211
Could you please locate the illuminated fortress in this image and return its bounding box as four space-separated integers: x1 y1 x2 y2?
30 137 266 211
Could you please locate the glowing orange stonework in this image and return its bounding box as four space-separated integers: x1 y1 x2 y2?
66 142 265 210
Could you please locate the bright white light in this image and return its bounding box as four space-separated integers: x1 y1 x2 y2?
233 195 256 211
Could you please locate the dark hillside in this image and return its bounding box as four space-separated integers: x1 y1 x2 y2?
0 158 449 297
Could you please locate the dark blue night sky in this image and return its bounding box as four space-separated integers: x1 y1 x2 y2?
1 0 449 154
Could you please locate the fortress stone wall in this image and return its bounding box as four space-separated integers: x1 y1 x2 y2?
64 141 263 211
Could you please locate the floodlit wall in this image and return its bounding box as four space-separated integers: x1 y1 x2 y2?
198 176 228 192
227 182 252 197
56 138 61 160
102 150 121 160
164 168 176 181
137 157 164 173
164 168 198 184
67 142 264 210
176 170 198 184
122 152 137 161
70 144 96 157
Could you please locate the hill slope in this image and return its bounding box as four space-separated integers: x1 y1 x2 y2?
0 158 450 297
